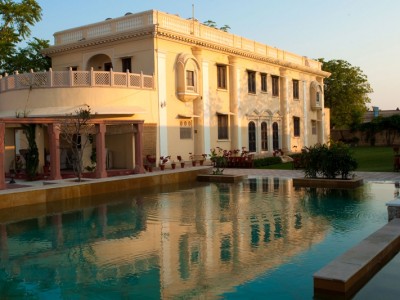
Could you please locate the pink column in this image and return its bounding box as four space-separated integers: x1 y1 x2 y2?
0 123 5 189
47 124 62 180
96 123 107 178
135 122 145 174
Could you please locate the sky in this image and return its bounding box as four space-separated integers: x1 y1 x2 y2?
30 0 400 110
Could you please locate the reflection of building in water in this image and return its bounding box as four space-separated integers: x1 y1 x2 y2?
0 179 329 298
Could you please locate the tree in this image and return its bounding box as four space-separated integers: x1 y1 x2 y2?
202 20 231 32
318 59 373 129
21 124 39 180
59 106 94 182
2 37 51 74
0 0 43 72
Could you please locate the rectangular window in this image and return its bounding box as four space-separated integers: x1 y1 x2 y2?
293 117 300 137
261 73 267 92
272 75 279 97
180 120 193 139
293 79 299 99
218 114 229 140
217 65 227 89
311 120 317 135
122 57 131 72
186 70 195 90
247 71 256 94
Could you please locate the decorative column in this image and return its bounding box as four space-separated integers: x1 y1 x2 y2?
157 51 168 157
192 47 205 155
0 123 5 189
268 119 274 153
134 122 145 174
47 123 62 180
303 80 309 147
229 56 240 150
317 77 326 144
95 123 107 178
280 68 290 152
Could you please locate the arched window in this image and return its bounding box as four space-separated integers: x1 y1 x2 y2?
248 121 256 152
272 122 279 150
261 122 268 151
176 53 200 102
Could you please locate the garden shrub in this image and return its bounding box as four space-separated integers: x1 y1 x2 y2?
301 142 357 179
253 156 282 168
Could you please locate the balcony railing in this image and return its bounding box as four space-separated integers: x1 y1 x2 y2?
0 68 154 93
53 10 322 70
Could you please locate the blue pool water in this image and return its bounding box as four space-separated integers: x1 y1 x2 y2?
0 177 396 299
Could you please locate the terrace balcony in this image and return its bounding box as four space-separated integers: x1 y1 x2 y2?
0 68 155 117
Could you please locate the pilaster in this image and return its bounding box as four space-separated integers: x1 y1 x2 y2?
95 123 107 178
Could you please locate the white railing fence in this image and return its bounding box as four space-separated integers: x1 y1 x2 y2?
0 68 154 93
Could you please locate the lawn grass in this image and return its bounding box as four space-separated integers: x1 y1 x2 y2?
261 146 396 172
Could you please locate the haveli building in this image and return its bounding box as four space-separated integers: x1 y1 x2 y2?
0 10 330 188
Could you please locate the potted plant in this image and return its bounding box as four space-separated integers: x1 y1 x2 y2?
177 155 185 168
146 154 156 172
171 160 176 169
199 154 207 166
189 153 197 166
159 156 170 170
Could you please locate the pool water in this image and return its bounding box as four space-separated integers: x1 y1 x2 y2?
0 178 395 299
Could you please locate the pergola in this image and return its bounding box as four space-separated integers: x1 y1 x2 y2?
0 118 145 189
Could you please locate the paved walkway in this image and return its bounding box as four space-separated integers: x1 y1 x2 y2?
3 168 400 193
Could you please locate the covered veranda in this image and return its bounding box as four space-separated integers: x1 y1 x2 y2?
0 117 145 190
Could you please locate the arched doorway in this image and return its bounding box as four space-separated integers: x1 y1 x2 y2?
86 54 113 71
272 122 279 150
261 122 268 151
248 121 256 152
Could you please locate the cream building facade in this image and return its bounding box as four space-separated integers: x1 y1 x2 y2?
0 10 330 184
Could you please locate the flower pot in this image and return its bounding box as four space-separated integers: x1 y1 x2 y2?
148 166 153 172
192 161 197 166
160 164 165 171
199 160 204 166
171 163 176 170
180 162 185 168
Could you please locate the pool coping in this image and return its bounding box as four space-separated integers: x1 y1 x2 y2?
0 167 212 210
313 218 400 299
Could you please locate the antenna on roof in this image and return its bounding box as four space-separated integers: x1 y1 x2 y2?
191 3 195 35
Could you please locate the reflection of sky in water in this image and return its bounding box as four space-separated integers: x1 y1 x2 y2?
0 178 394 299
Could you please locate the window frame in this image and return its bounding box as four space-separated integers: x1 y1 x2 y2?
261 73 267 92
217 64 227 89
293 116 300 137
311 120 317 135
179 119 193 139
247 70 256 94
272 75 279 97
218 114 229 140
293 79 299 100
121 57 132 72
186 70 195 91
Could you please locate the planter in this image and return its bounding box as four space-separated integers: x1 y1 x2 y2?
171 163 176 170
180 162 185 168
160 164 165 171
148 166 153 172
199 160 204 166
192 161 197 166
293 177 363 189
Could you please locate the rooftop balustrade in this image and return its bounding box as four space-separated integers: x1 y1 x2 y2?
52 10 321 70
0 68 154 93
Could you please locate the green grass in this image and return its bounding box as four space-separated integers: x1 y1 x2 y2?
260 146 396 172
351 146 394 172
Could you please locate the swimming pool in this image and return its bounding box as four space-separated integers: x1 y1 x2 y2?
0 177 395 299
